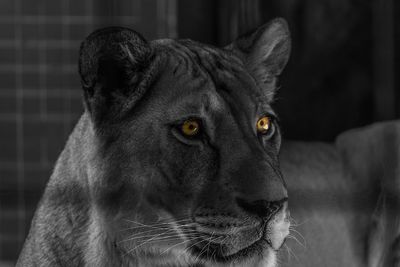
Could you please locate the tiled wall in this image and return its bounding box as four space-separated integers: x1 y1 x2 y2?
0 0 176 262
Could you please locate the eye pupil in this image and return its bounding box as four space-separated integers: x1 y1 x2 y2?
181 120 200 136
257 116 271 134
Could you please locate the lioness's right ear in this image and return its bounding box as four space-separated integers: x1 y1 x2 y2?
79 27 152 124
226 18 291 101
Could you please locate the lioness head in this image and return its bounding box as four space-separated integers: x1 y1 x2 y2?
79 18 291 266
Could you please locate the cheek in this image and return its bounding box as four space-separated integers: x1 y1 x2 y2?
275 129 282 151
128 131 217 213
262 128 281 153
162 135 217 183
89 159 140 217
145 143 216 213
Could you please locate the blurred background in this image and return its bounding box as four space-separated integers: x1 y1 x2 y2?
0 0 398 264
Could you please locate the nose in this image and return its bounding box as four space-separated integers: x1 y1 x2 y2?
229 154 288 204
236 197 288 221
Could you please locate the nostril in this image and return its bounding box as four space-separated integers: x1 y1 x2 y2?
236 197 287 221
268 202 281 215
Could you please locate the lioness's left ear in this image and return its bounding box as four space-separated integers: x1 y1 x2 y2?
227 18 291 99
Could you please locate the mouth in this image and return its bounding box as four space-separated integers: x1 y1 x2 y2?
184 222 272 263
183 204 290 263
189 234 268 263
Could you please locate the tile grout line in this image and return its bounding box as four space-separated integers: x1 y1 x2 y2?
0 15 141 24
62 0 73 142
14 0 26 249
38 3 48 168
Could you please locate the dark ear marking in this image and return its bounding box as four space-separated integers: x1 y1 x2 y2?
78 27 152 124
227 18 291 100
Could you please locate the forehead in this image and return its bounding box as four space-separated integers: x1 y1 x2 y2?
153 40 273 117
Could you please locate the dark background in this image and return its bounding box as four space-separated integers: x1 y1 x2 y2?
0 0 398 264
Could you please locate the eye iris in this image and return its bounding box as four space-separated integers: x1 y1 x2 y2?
182 120 199 136
257 117 270 133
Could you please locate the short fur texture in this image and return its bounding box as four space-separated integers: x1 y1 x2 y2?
17 19 291 267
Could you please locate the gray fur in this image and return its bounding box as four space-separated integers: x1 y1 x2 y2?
17 19 291 267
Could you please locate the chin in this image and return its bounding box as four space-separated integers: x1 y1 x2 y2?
183 227 286 267
187 241 278 267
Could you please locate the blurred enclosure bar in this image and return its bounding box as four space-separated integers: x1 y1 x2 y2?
0 0 398 263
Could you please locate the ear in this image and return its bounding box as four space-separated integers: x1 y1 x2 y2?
79 27 152 124
227 18 291 100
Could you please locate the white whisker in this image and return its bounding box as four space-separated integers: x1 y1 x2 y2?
284 244 299 262
180 237 205 259
124 218 191 227
289 227 306 245
119 230 201 244
120 220 194 232
287 234 306 249
195 233 213 262
160 238 194 255
124 229 204 256
288 217 310 227
125 230 184 254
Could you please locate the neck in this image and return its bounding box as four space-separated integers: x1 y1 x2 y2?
17 113 115 266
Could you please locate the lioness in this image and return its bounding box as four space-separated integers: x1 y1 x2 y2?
17 19 291 266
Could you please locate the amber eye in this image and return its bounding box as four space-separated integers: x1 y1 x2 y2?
256 116 271 134
181 119 200 136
